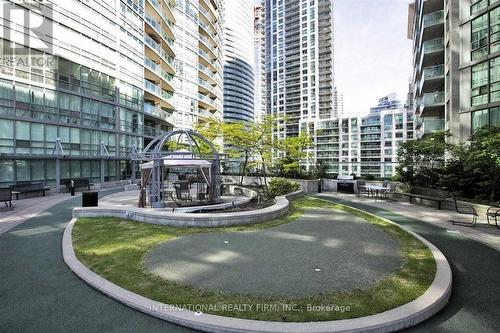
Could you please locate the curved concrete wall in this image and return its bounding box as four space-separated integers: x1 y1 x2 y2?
73 191 303 228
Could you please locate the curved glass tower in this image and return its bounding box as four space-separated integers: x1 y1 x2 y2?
223 0 255 124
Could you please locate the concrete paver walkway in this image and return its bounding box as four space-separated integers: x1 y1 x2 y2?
0 193 76 236
0 191 194 333
314 193 500 333
317 193 500 252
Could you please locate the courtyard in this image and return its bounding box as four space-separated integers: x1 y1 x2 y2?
1 183 499 332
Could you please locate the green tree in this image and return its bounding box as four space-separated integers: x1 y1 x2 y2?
458 126 500 201
395 131 450 188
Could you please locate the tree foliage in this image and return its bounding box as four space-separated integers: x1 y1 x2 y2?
195 115 314 184
396 126 500 202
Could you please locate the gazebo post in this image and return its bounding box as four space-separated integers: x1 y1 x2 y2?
151 154 164 208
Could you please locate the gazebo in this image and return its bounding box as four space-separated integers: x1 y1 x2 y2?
131 129 221 208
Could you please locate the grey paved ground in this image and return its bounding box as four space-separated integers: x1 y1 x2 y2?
1 192 499 332
0 191 193 333
145 207 401 296
314 194 500 333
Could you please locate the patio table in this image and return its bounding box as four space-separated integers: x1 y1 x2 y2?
361 185 389 202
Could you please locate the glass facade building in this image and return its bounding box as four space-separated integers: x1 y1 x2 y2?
408 0 500 143
223 0 255 124
265 0 338 170
0 0 223 187
316 97 415 178
254 4 267 123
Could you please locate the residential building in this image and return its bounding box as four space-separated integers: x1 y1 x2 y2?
0 0 223 186
223 0 255 124
265 0 337 169
254 4 266 123
408 0 500 143
316 95 415 178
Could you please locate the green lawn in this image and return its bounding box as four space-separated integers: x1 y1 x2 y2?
72 197 436 322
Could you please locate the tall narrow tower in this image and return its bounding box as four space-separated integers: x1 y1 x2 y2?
223 0 255 124
265 0 336 168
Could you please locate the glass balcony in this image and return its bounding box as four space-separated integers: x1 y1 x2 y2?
422 64 444 80
423 10 444 28
422 37 444 54
422 91 445 105
422 118 445 133
143 103 174 124
418 64 444 92
144 35 175 69
144 80 173 103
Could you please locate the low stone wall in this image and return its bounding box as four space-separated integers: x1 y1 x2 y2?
73 190 303 228
221 176 320 194
224 185 258 199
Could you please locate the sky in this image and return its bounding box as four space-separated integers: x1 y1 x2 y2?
253 0 413 116
334 0 412 115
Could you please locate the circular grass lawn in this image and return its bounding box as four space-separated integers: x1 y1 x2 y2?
72 197 436 322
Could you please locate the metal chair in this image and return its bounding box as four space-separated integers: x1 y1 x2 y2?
356 180 367 197
486 203 500 229
449 192 478 227
174 186 192 203
384 182 399 202
0 187 13 210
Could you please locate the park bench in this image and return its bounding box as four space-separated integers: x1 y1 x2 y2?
11 182 51 200
62 178 93 192
398 186 449 210
0 187 13 209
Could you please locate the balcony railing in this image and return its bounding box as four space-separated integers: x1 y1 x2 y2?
418 64 445 92
423 10 444 28
423 37 444 54
422 91 445 106
422 64 444 80
143 103 174 124
422 118 445 133
145 80 173 103
144 35 175 68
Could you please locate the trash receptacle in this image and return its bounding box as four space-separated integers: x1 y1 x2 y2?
82 191 98 207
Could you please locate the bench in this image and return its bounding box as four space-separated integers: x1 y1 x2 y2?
0 187 13 209
62 178 93 192
11 182 51 200
398 187 449 210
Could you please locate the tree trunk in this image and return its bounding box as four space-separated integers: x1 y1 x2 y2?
239 151 249 186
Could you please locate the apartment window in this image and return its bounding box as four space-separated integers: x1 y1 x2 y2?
490 57 500 102
490 7 500 53
472 14 488 60
471 0 488 15
472 109 489 131
472 62 489 106
472 107 500 132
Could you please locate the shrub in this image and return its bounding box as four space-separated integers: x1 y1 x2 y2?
268 178 300 197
